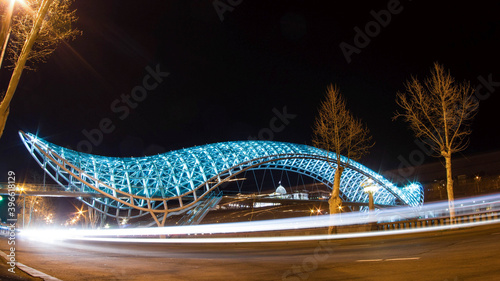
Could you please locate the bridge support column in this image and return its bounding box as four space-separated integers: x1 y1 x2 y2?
150 211 167 227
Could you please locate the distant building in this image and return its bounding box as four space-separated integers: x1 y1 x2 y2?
291 191 309 200
383 150 500 201
275 184 287 195
268 183 291 199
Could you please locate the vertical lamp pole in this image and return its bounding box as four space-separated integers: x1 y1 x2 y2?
362 179 379 212
362 179 380 231
0 0 16 69
22 193 25 228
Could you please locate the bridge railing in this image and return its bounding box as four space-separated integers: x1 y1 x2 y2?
0 182 76 192
377 211 500 230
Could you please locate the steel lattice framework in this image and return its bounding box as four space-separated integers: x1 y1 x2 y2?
20 131 423 226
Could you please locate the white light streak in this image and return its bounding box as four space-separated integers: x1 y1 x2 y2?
18 193 500 244
38 219 500 244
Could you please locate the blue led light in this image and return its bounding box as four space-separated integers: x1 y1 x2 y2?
19 131 423 224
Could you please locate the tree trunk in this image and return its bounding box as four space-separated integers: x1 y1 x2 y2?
0 106 9 137
328 165 344 234
444 154 455 222
0 0 54 139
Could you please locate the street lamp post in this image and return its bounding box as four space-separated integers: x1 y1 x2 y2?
474 176 481 194
22 192 25 228
368 191 374 211
361 179 380 212
0 0 16 69
361 179 380 231
17 185 26 228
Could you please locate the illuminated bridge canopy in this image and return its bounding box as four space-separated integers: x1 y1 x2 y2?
20 131 423 226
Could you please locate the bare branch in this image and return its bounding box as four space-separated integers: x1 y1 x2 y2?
394 62 477 157
0 0 80 139
394 62 479 219
313 84 374 229
313 84 374 163
6 0 81 71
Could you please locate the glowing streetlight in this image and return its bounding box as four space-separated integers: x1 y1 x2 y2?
15 184 28 228
0 0 15 68
0 0 27 68
474 175 481 194
44 213 54 224
71 205 88 227
361 179 380 211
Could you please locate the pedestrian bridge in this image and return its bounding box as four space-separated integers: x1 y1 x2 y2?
19 131 423 226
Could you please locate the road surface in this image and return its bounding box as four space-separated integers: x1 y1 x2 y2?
2 223 500 280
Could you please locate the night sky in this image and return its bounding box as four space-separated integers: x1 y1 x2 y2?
1 0 499 182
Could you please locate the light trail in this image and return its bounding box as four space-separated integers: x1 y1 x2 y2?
36 219 500 244
18 193 500 243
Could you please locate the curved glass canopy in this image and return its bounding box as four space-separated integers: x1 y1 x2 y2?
19 131 423 226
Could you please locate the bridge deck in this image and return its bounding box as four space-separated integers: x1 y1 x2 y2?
0 189 107 198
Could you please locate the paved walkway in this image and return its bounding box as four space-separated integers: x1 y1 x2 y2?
0 253 43 281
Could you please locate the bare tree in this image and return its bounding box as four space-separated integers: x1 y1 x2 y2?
313 84 374 233
0 0 80 138
16 196 55 228
394 62 478 220
87 205 103 229
0 0 16 69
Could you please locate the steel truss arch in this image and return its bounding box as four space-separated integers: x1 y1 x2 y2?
19 131 423 226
